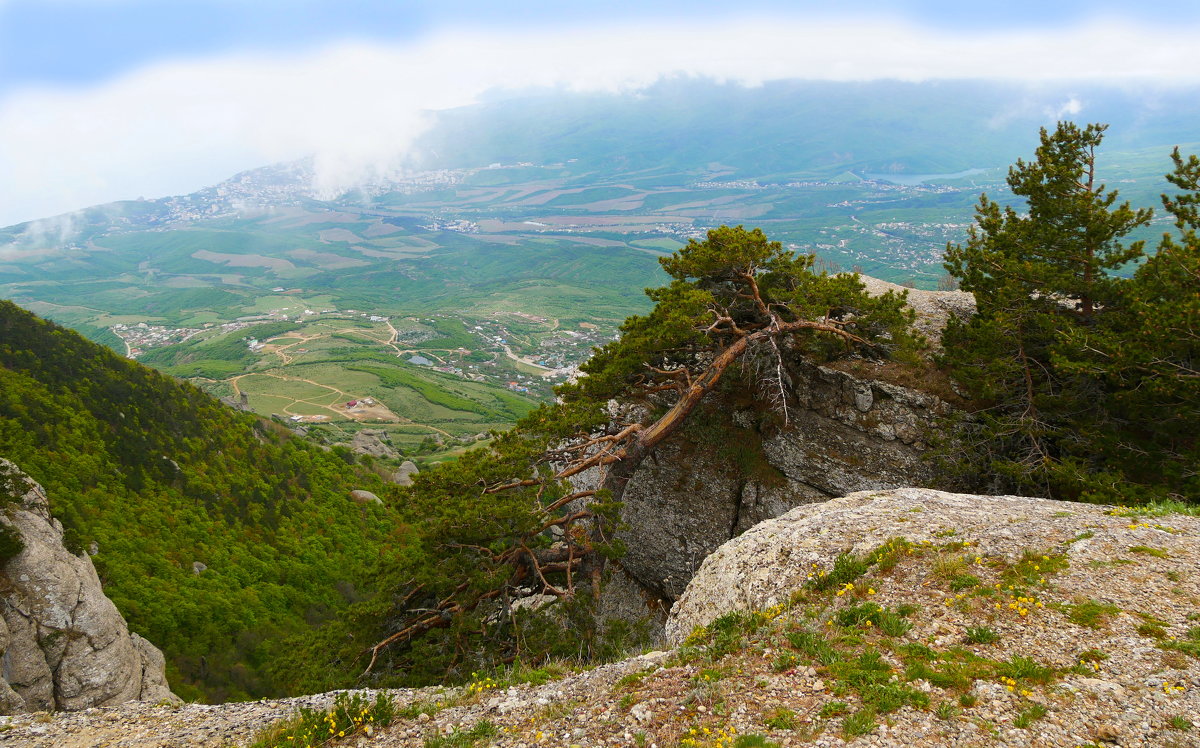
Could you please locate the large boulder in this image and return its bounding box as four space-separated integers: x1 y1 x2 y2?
0 459 177 714
393 460 420 487
350 429 400 461
667 486 1200 642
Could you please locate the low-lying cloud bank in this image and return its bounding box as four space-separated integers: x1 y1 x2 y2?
1 18 1197 226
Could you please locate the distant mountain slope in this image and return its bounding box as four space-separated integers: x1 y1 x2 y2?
0 79 1193 462
0 300 395 702
414 79 1200 178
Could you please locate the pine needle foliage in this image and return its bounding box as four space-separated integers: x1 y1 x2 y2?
941 122 1198 502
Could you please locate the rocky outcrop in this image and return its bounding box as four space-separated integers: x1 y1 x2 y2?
350 429 400 461
0 459 176 714
668 487 1200 640
393 460 419 487
856 276 975 347
603 284 971 616
218 392 250 412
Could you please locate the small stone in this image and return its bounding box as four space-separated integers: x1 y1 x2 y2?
1094 723 1121 742
631 703 654 723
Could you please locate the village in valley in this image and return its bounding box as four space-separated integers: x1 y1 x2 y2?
107 298 615 454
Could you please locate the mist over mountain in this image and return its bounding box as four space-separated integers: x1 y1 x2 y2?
410 78 1200 179
4 78 1199 245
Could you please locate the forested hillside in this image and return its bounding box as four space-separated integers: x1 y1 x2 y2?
0 301 397 702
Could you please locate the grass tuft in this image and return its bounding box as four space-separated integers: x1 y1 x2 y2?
423 720 497 748
762 707 799 730
1061 599 1121 629
965 626 1000 645
996 655 1056 685
1013 703 1048 729
841 708 878 739
1129 545 1170 558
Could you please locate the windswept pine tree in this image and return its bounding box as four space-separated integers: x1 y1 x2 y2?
279 226 920 690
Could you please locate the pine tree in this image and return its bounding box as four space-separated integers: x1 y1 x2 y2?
1055 149 1200 500
305 226 919 687
941 122 1152 498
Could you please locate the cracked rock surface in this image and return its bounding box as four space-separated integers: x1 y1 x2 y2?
593 284 967 625
0 459 177 714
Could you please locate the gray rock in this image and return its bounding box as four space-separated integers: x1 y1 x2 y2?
665 488 1067 642
349 489 383 505
590 358 951 622
130 633 175 703
856 277 976 347
0 459 179 714
630 702 653 724
393 460 420 487
350 429 399 460
218 392 251 412
595 566 668 645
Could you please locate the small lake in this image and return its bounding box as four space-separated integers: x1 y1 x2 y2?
862 168 989 186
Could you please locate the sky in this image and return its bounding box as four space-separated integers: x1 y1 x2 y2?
2 0 1200 227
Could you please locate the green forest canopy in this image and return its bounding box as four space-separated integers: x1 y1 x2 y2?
942 123 1199 503
0 301 398 702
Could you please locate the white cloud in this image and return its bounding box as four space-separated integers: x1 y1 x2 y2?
1 18 1197 226
1046 96 1084 120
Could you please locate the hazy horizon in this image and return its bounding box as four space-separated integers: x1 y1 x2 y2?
2 0 1199 226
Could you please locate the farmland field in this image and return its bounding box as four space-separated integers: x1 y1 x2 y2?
3 84 1191 463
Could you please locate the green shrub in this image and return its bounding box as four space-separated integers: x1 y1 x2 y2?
0 523 24 566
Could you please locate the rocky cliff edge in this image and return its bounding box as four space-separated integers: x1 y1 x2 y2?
6 487 1200 746
595 280 975 626
0 459 176 714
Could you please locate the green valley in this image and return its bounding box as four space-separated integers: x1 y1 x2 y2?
0 300 399 702
3 81 1196 455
